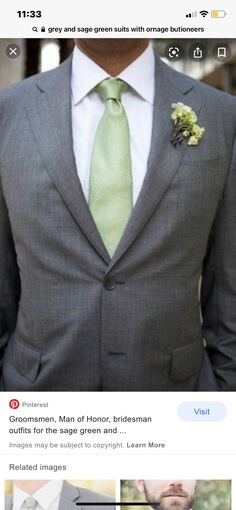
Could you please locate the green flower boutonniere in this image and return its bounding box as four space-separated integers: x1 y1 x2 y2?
170 102 205 147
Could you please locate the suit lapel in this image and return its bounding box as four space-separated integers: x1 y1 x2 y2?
26 53 201 270
107 54 202 271
26 57 110 264
59 481 82 510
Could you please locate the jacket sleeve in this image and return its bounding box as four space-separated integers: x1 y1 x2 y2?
201 135 236 390
0 174 21 377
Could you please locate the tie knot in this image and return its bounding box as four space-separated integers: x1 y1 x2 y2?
96 78 127 102
24 496 38 509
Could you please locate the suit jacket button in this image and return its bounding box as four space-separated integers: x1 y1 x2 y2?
103 277 117 290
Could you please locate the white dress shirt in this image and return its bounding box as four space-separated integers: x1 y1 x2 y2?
71 43 155 205
13 480 63 510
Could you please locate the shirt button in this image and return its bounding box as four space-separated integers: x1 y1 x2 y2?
103 276 117 290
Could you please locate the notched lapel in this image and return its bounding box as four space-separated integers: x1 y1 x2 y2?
26 57 110 264
24 54 202 270
59 481 82 510
108 56 202 270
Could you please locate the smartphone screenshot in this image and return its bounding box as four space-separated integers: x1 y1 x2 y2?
0 0 235 508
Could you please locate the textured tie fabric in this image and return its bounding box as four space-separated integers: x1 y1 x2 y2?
24 496 38 509
89 78 133 257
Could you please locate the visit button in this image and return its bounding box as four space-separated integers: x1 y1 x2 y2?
178 402 227 421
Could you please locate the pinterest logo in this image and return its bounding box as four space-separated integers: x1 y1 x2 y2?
9 399 20 409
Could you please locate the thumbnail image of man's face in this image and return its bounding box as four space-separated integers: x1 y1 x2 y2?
134 480 197 510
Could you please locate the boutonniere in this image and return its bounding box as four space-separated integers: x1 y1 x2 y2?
170 102 205 147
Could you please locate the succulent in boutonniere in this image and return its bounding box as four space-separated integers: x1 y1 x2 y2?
170 102 205 147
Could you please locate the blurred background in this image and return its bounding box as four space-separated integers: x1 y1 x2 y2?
121 480 231 510
0 39 236 94
5 479 115 495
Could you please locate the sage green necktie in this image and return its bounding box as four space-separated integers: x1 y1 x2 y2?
24 496 38 509
89 78 133 257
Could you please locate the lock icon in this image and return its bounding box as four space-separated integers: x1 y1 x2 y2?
41 26 46 32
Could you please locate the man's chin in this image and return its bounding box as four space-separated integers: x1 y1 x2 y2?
157 496 192 510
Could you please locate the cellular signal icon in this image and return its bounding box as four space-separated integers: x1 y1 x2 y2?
186 11 197 17
199 10 209 17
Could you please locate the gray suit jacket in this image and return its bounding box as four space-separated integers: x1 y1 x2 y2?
5 482 115 510
0 51 236 391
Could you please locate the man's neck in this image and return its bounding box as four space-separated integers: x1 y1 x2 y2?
13 480 48 494
76 40 149 76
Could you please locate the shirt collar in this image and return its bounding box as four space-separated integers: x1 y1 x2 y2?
13 480 63 510
71 43 155 106
13 486 26 510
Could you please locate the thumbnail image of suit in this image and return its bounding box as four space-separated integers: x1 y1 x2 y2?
0 39 236 391
5 480 115 510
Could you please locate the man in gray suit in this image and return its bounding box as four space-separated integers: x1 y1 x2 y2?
0 39 236 391
5 480 115 510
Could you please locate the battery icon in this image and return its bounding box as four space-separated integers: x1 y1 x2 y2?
211 10 226 17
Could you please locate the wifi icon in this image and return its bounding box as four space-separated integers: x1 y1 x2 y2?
199 10 209 17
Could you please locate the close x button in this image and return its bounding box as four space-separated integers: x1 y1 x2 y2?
103 276 117 290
